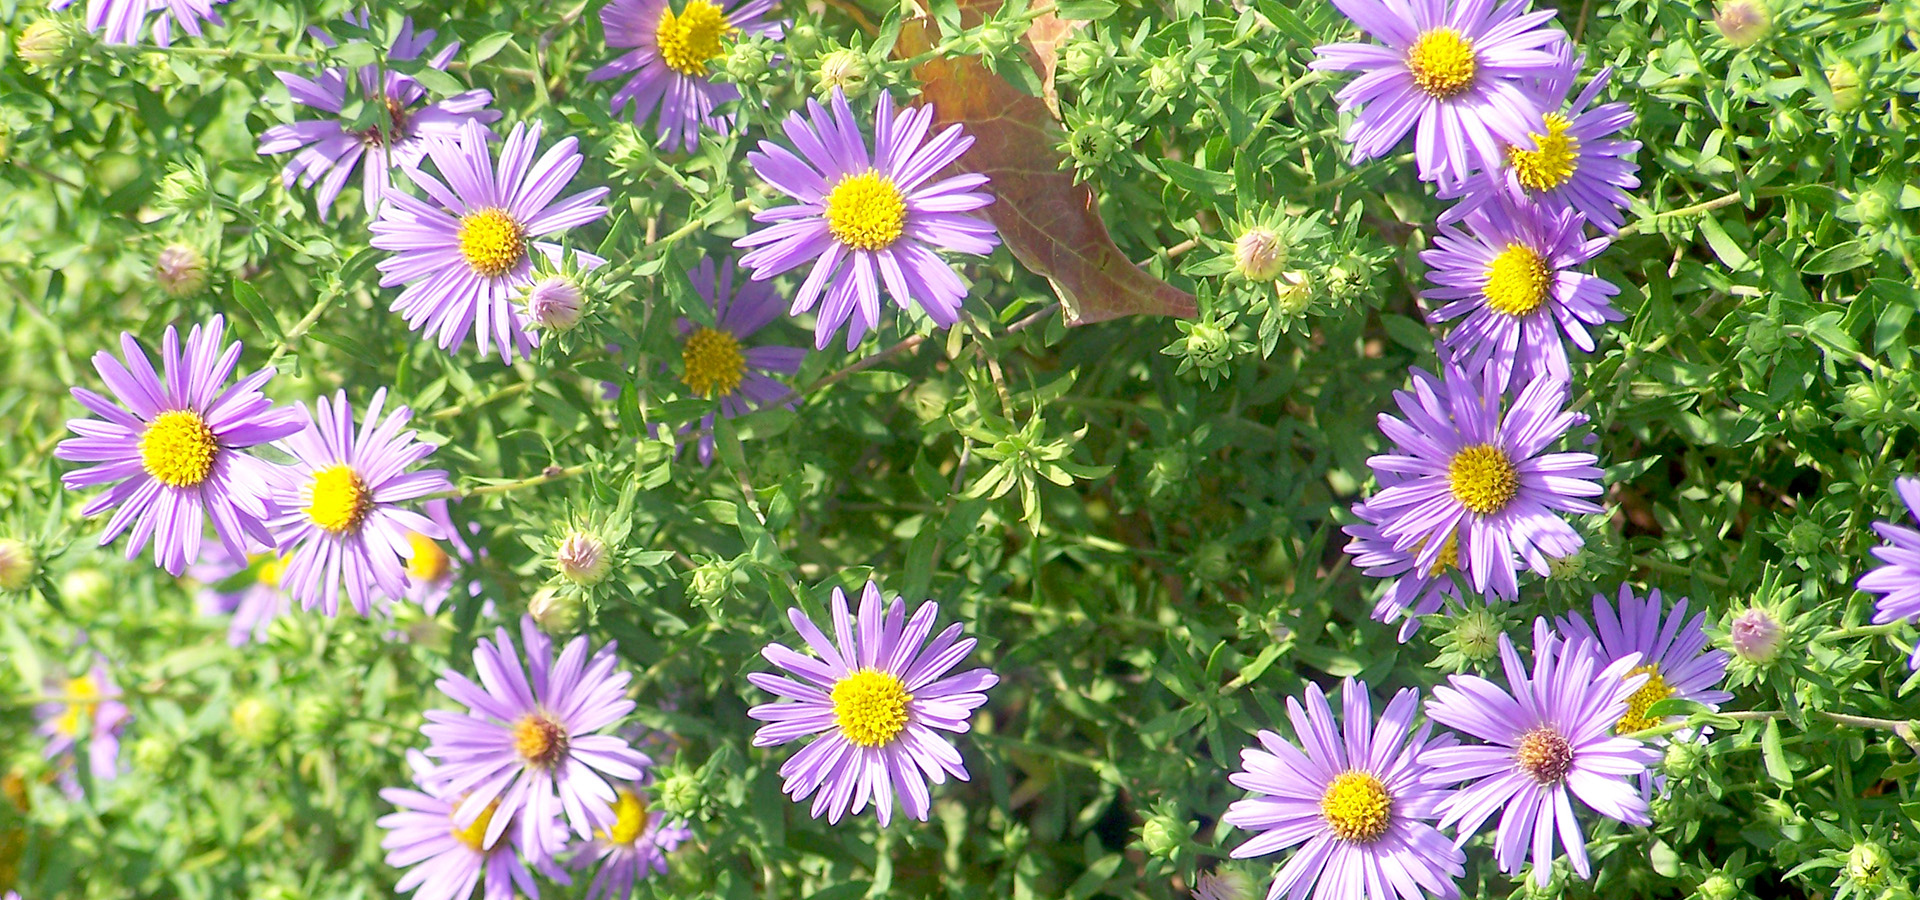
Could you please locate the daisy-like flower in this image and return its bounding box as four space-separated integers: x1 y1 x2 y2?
568 783 693 900
1223 678 1464 900
748 580 999 825
52 0 223 46
402 500 483 615
380 750 567 900
1422 200 1622 390
1856 475 1920 669
1345 471 1465 642
34 657 131 797
192 548 292 646
258 15 500 218
266 388 453 617
422 617 649 857
664 256 805 466
1364 364 1602 600
736 88 999 350
56 315 304 576
1555 585 1732 736
1423 618 1660 886
1310 0 1567 189
371 120 610 364
589 0 784 152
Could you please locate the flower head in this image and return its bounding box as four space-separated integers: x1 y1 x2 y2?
0 538 36 590
258 15 500 218
56 315 304 576
1223 679 1465 900
404 499 479 615
51 0 224 46
736 88 999 350
191 548 292 646
1727 607 1783 663
1423 619 1660 886
1554 585 1732 737
1714 0 1771 46
661 257 804 465
1344 477 1464 642
266 388 453 617
1310 0 1567 189
525 276 586 333
379 750 567 900
589 0 784 152
748 580 999 825
567 783 692 900
1855 476 1920 668
371 121 609 364
555 530 612 585
34 657 130 797
152 243 210 296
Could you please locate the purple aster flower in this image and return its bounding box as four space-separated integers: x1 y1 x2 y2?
371 120 610 364
192 547 292 646
51 0 223 46
1857 475 1920 669
661 256 805 466
589 0 784 152
1555 585 1732 736
34 657 130 798
736 88 1000 350
380 750 567 900
568 783 693 900
422 617 649 857
404 499 484 615
1345 472 1465 642
1223 678 1465 900
266 388 452 617
1310 0 1566 189
1422 200 1622 390
258 15 500 218
747 580 999 825
1364 364 1601 600
56 315 304 576
1423 618 1659 886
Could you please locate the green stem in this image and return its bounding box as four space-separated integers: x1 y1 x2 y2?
1628 553 1731 588
99 44 315 64
428 382 533 421
450 463 591 499
1810 621 1911 644
266 292 337 367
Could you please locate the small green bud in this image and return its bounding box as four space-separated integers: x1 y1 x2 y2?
1546 549 1588 580
230 696 281 746
0 539 36 591
292 694 341 734
971 20 1019 60
59 568 112 608
653 768 703 819
1854 189 1894 228
17 17 82 73
1138 811 1193 857
1145 56 1189 99
1697 874 1741 900
1758 796 1801 828
1233 228 1288 282
555 530 611 586
1841 379 1894 421
153 243 211 298
1827 61 1864 112
1272 271 1313 316
131 735 172 773
1057 39 1109 82
1192 541 1233 584
1066 117 1119 171
525 276 584 333
1663 737 1706 777
154 162 211 215
687 558 734 608
1846 840 1893 890
607 125 657 174
1000 821 1031 856
1148 446 1189 489
1713 0 1771 46
1450 606 1502 662
1783 519 1826 557
813 48 870 99
724 38 774 85
1184 320 1234 371
528 587 584 634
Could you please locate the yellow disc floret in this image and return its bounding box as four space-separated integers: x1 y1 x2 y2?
606 789 649 845
305 464 373 534
1428 531 1460 577
1320 771 1393 843
449 797 502 850
513 712 569 769
254 554 286 588
1615 663 1674 734
1406 29 1477 99
1482 243 1554 317
824 170 908 252
1448 444 1520 515
406 532 451 582
1516 726 1574 784
681 326 747 398
1509 113 1582 193
655 0 734 76
831 668 912 748
55 675 99 737
139 409 219 488
457 208 527 278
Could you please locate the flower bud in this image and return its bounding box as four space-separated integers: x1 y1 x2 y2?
525 276 584 333
1184 320 1234 371
1066 118 1119 171
813 48 870 98
1846 840 1893 890
1713 0 1771 47
1138 812 1193 857
1273 270 1313 316
1450 606 1502 662
1745 316 1784 356
1145 56 1189 99
1057 39 1109 82
0 539 36 591
971 20 1019 60
229 696 281 746
59 567 112 610
1784 519 1826 557
724 38 773 85
555 530 611 585
17 17 81 73
1827 61 1864 112
1233 228 1288 282
153 243 210 298
1728 607 1783 663
607 125 657 174
652 768 703 819
529 587 584 633
1663 737 1706 777
687 558 734 607
292 694 341 734
1696 874 1740 900
1854 189 1894 228
131 735 172 773
154 162 210 215
1192 868 1257 900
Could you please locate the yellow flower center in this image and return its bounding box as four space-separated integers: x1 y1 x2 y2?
1516 726 1574 784
305 464 373 534
138 409 218 488
1405 29 1477 99
831 668 912 748
512 712 569 769
824 170 908 252
1427 531 1460 577
254 553 286 588
681 326 747 398
1447 444 1520 515
449 797 502 851
606 788 648 845
654 0 734 76
1615 664 1674 734
1508 112 1581 193
456 208 527 278
1320 771 1393 843
55 675 99 737
1482 244 1554 317
406 532 451 582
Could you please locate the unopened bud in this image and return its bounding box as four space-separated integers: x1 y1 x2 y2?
1138 812 1192 857
1184 320 1233 370
1664 738 1706 777
555 531 611 585
293 694 341 734
1728 607 1782 663
131 735 172 773
653 768 703 819
153 243 210 297
525 276 584 332
154 162 210 214
1233 228 1288 282
688 559 733 607
1846 840 1892 890
1854 189 1894 227
813 48 870 98
1145 56 1189 98
229 696 281 745
724 38 773 85
1697 874 1740 900
59 567 112 610
1714 0 1771 47
1827 61 1863 112
17 17 80 72
528 587 584 633
1192 868 1257 900
1273 270 1313 316
1450 606 1502 661
0 539 35 591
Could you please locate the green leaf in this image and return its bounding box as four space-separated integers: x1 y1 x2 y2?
1802 240 1876 275
1761 718 1794 785
411 66 466 97
467 32 516 65
230 281 283 342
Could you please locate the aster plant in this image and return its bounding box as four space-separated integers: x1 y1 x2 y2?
666 256 805 466
56 315 304 576
52 0 223 46
1856 475 1920 668
191 549 291 646
379 751 567 900
1555 585 1733 737
1343 473 1464 642
1223 678 1465 900
748 580 999 825
568 784 693 900
589 0 784 152
34 657 130 798
736 88 1000 350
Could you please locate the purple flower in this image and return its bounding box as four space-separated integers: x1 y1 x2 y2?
56 315 304 576
747 580 999 825
422 618 649 857
663 256 805 466
1364 365 1601 600
1555 585 1732 736
404 499 482 615
191 548 292 646
567 784 692 900
1422 200 1622 390
736 88 999 350
589 0 784 152
258 15 500 218
1310 0 1566 189
51 0 223 46
1423 619 1659 886
1223 679 1465 900
34 657 130 798
379 750 567 900
371 120 610 364
1344 475 1465 642
266 388 452 617
1856 476 1920 669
